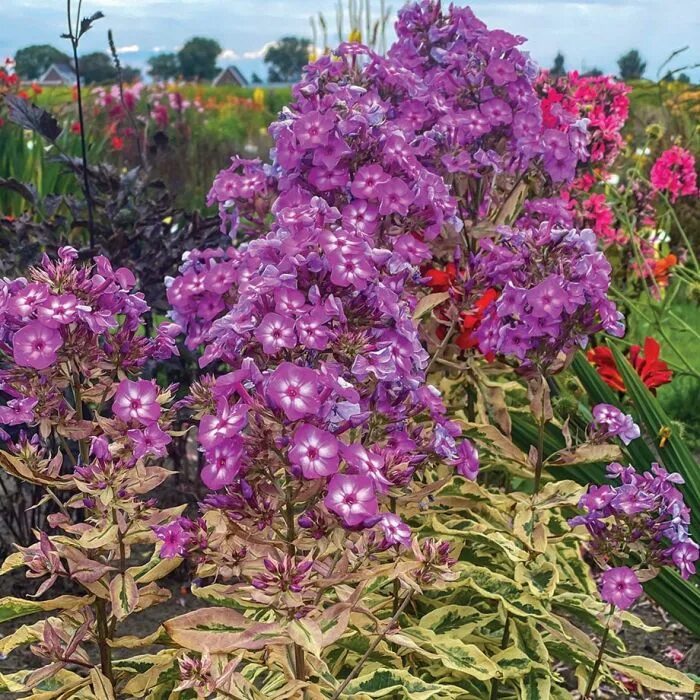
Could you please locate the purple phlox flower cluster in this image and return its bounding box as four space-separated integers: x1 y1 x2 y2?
570 462 700 587
590 403 640 445
472 223 624 370
0 247 178 431
389 0 588 187
165 33 490 563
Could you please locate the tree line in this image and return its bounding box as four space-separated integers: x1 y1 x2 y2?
14 39 690 86
13 36 313 85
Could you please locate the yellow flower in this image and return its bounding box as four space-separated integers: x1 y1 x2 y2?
348 28 362 43
253 88 265 109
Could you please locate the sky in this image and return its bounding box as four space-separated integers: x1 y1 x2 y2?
2 0 699 82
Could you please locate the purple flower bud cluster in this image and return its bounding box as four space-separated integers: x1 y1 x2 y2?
472 223 624 370
571 463 700 587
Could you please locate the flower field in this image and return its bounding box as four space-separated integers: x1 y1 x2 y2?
0 2 699 699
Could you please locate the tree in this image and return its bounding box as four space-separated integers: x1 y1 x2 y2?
617 49 646 80
148 53 180 81
15 44 71 80
121 66 142 83
662 70 691 84
177 37 221 81
550 52 566 78
264 36 311 83
79 52 117 84
251 72 263 84
582 68 604 77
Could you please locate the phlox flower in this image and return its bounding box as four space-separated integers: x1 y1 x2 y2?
128 424 172 460
12 321 63 370
379 513 412 548
254 312 297 354
113 379 162 425
591 404 640 445
325 473 379 527
599 566 642 609
0 397 37 426
289 424 340 479
201 439 244 490
266 363 321 422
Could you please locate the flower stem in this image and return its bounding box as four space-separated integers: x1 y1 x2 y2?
331 590 414 700
488 611 511 700
584 605 615 698
532 412 546 496
94 597 113 682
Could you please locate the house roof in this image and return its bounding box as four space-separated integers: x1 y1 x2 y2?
212 65 248 87
38 62 76 85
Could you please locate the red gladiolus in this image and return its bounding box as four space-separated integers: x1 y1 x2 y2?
587 337 673 393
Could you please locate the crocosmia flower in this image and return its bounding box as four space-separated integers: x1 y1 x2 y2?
113 379 162 425
599 566 642 610
12 321 63 370
289 424 340 479
325 473 379 527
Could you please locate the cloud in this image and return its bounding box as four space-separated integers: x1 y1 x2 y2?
117 44 139 54
242 41 278 60
219 48 240 60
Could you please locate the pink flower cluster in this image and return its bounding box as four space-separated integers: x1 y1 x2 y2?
0 247 178 432
538 71 630 178
650 146 698 203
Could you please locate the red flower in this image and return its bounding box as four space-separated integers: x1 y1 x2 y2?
111 136 124 151
424 263 457 292
70 122 81 134
455 288 498 352
587 337 673 393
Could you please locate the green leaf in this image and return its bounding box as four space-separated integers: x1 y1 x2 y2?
109 572 139 621
393 627 499 680
413 292 450 320
518 671 552 700
607 655 697 693
342 668 464 699
460 565 548 618
163 607 287 652
418 605 487 637
0 594 90 624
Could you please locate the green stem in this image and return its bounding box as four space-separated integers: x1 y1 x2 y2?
532 411 546 496
488 611 511 700
331 590 414 700
583 605 615 698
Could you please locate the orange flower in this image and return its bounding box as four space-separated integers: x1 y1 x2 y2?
651 253 677 287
